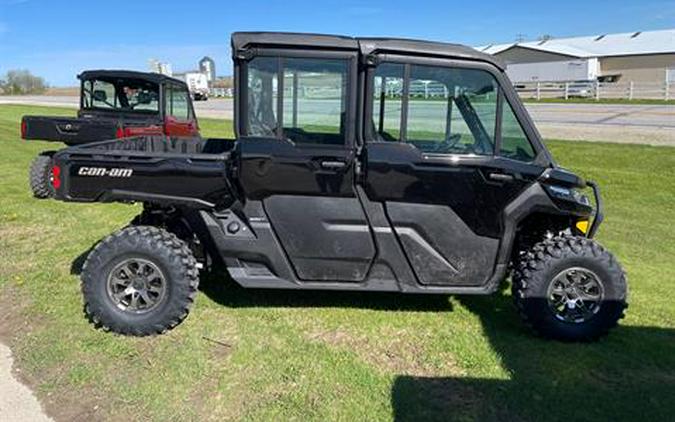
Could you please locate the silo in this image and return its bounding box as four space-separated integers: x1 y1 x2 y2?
199 56 216 83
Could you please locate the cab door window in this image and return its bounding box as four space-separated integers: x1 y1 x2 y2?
246 56 350 146
371 63 536 160
282 58 348 145
246 57 278 137
167 85 191 120
372 63 403 141
499 100 536 161
372 64 498 155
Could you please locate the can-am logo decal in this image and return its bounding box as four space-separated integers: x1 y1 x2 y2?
77 167 133 177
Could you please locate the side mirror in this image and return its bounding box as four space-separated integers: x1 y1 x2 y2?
93 90 107 102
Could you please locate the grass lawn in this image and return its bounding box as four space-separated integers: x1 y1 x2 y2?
1 104 674 421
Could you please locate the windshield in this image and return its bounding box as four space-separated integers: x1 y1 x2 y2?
81 78 160 113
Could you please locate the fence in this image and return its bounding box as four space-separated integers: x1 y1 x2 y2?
211 87 233 98
515 81 673 101
211 81 674 101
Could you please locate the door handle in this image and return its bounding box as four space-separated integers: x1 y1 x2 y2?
320 160 346 170
488 172 514 182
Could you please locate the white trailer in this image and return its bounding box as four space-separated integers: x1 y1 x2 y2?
505 58 599 83
183 72 209 101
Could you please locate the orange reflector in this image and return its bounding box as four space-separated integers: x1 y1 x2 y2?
576 220 589 234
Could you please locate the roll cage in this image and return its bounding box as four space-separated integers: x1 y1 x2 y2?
77 70 196 121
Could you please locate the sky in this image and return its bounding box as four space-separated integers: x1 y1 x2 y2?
1 0 674 86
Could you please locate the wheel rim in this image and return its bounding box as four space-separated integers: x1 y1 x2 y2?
106 258 167 314
547 267 604 323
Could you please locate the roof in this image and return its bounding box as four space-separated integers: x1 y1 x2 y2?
231 32 505 70
77 70 186 86
358 37 504 69
478 28 675 59
232 32 358 54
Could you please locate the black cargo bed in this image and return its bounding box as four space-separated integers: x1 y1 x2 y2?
52 136 237 208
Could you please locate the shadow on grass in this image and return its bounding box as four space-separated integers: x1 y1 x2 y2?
70 244 98 275
199 269 454 312
391 293 675 422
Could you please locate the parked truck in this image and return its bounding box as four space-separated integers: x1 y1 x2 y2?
21 70 200 198
47 32 627 341
183 72 209 101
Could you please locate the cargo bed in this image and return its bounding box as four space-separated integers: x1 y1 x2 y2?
51 136 236 208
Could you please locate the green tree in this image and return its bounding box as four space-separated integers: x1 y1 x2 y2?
1 70 48 95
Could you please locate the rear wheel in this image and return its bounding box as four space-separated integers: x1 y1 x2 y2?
512 235 627 341
29 154 55 199
81 226 199 336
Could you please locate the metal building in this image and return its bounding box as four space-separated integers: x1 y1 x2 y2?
478 29 675 84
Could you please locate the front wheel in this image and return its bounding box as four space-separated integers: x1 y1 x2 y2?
512 235 627 341
81 226 199 336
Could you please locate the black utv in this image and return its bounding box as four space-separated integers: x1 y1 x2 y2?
21 70 200 198
47 32 627 341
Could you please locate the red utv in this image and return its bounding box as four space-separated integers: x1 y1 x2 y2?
21 70 200 198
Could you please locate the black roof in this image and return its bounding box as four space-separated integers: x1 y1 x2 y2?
231 32 504 70
77 70 187 86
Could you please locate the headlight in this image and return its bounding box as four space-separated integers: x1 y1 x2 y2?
546 185 590 205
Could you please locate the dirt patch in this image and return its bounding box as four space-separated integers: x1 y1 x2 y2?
0 286 31 343
308 329 463 377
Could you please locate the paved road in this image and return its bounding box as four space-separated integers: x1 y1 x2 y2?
2 96 673 145
0 343 53 421
526 103 675 146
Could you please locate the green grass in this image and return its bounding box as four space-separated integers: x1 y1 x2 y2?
523 97 675 105
1 104 674 421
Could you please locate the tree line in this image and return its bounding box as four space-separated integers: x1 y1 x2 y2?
0 70 48 95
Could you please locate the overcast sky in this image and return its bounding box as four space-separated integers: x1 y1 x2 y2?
1 0 674 86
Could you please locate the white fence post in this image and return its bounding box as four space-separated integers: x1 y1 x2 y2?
536 82 541 100
628 81 634 100
564 82 569 100
666 83 670 101
595 81 600 101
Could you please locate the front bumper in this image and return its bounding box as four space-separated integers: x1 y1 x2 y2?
585 180 603 238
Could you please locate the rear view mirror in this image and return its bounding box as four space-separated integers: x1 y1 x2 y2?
93 90 107 102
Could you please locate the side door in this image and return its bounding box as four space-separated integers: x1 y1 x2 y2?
235 51 376 282
363 57 545 287
164 83 199 137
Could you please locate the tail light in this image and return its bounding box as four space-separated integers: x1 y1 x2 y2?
115 126 124 139
21 119 27 139
51 165 61 190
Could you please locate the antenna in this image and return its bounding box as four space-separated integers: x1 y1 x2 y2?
515 33 526 43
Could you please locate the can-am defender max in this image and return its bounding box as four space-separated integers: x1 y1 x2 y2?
48 33 627 341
